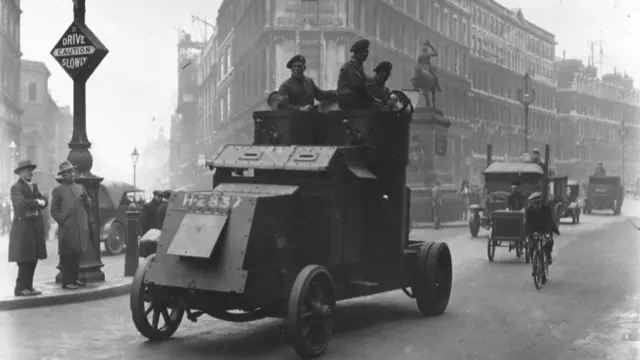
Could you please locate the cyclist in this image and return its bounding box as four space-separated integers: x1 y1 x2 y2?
524 192 560 264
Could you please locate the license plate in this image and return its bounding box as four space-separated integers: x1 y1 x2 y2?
181 192 242 213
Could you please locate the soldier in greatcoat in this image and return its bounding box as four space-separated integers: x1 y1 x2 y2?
50 161 91 290
8 159 48 296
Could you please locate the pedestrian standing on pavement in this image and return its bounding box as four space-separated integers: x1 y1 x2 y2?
50 161 90 290
457 180 471 221
8 159 48 297
140 190 162 234
432 179 443 229
155 190 173 230
40 192 52 241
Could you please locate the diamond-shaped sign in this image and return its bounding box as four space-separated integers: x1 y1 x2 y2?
50 21 108 81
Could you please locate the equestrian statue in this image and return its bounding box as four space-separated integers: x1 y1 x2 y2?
411 40 442 108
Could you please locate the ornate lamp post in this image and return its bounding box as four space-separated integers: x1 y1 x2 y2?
518 72 536 153
50 0 109 283
131 147 139 187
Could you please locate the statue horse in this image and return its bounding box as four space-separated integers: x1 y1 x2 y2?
411 66 440 108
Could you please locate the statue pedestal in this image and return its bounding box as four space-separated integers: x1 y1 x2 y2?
407 107 464 224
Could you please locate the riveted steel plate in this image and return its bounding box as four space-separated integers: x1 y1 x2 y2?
166 213 228 258
211 145 337 171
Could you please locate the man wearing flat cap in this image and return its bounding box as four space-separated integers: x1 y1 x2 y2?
367 60 393 105
507 181 527 211
140 190 163 234
277 54 336 111
155 190 173 229
50 161 92 290
337 39 379 111
8 159 48 296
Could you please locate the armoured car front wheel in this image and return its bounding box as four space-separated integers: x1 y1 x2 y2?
412 242 453 317
130 254 184 341
288 265 336 359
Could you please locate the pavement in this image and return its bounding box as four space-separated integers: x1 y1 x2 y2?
0 199 638 359
0 237 130 310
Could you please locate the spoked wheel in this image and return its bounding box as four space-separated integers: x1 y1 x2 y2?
469 217 480 238
412 242 453 317
288 265 336 359
487 237 496 262
576 212 580 224
105 222 126 255
524 240 530 264
130 254 184 341
531 250 545 290
515 241 523 258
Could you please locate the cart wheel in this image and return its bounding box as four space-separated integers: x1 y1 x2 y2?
487 237 495 262
525 243 530 264
412 242 452 317
532 250 546 290
105 222 126 255
288 265 336 359
469 217 480 238
130 254 184 341
515 242 522 258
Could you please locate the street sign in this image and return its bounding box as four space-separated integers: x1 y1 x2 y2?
50 21 108 81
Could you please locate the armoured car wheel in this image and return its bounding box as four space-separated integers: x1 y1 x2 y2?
487 237 495 262
412 242 452 317
288 265 336 359
130 254 184 341
105 222 126 255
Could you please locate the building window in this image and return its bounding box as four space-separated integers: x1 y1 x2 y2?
462 20 468 45
434 4 440 32
401 24 407 53
389 15 395 47
373 7 379 39
444 10 449 36
28 82 37 102
452 16 458 41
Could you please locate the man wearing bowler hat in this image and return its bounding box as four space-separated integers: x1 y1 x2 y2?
140 190 163 234
337 39 381 111
8 159 48 296
277 54 336 111
367 60 393 105
50 161 91 290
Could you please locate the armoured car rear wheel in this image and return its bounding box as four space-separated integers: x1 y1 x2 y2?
130 255 184 341
412 242 452 317
105 222 126 255
288 265 336 359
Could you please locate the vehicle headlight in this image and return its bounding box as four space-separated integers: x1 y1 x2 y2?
387 90 414 114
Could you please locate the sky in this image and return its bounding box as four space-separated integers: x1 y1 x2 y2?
18 0 639 183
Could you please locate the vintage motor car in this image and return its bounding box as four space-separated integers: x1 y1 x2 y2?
129 91 453 359
469 146 548 238
98 180 144 255
477 145 553 263
560 179 581 224
584 175 624 215
546 175 570 229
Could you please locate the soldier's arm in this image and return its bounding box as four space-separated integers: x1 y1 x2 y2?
311 79 337 101
277 83 300 110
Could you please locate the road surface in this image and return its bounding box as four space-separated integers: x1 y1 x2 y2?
1 199 639 360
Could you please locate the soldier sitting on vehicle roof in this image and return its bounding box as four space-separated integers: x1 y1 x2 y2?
593 161 606 176
277 55 337 112
367 61 393 105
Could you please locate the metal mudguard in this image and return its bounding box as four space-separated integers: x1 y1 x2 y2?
145 183 299 293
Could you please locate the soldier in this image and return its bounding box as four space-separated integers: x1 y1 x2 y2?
155 190 173 230
367 61 393 104
594 161 606 176
140 190 162 234
337 39 377 111
277 54 336 111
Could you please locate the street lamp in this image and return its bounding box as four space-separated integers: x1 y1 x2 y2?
518 72 536 153
131 147 140 187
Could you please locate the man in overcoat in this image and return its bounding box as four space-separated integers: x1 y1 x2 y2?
140 190 163 234
155 190 173 230
8 159 48 296
50 161 91 290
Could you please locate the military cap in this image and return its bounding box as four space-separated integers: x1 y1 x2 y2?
528 192 543 201
511 181 521 187
350 39 370 53
286 54 306 69
532 148 541 154
373 61 392 73
152 190 163 196
162 190 173 199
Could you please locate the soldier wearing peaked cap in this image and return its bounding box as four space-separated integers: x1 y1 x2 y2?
337 39 383 111
367 60 393 105
277 54 336 112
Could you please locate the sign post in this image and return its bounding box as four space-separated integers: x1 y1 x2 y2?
50 0 109 284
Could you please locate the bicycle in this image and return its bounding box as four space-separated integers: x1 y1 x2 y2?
530 232 550 289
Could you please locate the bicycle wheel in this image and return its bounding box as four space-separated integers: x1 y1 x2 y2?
532 249 544 290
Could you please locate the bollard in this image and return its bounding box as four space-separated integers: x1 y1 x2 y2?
124 203 140 276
